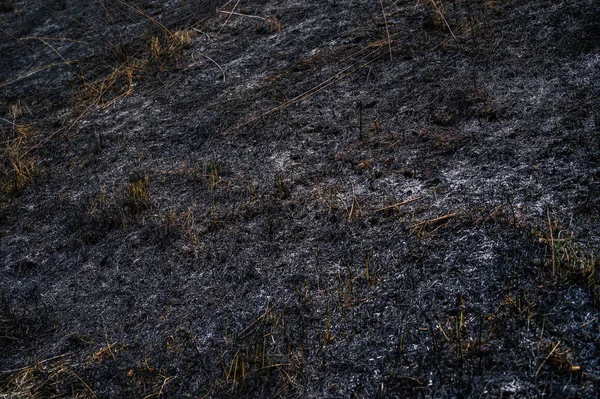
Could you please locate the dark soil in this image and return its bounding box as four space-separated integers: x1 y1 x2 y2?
1 0 600 397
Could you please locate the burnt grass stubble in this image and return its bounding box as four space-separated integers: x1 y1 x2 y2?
1 0 599 397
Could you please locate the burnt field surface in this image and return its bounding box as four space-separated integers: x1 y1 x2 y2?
1 0 600 397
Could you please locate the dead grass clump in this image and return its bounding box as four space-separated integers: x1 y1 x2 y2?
149 30 193 63
0 123 38 196
216 305 303 396
0 355 95 399
205 160 220 191
162 207 198 246
124 174 151 215
76 25 195 113
539 211 600 303
171 29 194 51
78 57 145 110
74 12 197 121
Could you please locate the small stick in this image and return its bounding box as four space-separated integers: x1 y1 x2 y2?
347 182 363 221
536 341 561 377
71 370 97 398
411 213 457 228
547 208 556 277
429 0 458 42
348 192 355 221
374 197 421 212
213 0 241 40
358 101 363 140
105 332 116 361
580 318 597 328
476 204 502 224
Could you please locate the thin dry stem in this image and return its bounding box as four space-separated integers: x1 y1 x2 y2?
214 0 241 40
374 197 420 212
379 0 393 60
536 341 561 377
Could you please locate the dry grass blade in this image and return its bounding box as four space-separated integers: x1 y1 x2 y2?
421 0 458 42
379 0 393 60
70 370 97 398
238 305 275 337
0 124 39 195
536 341 561 377
191 52 226 82
115 0 174 37
547 208 556 277
214 0 241 40
221 35 398 135
216 10 281 32
21 36 95 46
0 60 80 89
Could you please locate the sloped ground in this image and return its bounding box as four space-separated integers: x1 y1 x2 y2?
1 0 599 397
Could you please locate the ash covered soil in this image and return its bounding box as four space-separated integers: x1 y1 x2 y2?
1 0 600 397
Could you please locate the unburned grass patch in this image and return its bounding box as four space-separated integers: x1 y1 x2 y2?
124 174 151 216
0 346 179 399
74 26 196 116
538 210 600 303
0 123 39 198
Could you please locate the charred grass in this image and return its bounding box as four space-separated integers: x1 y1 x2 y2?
2 0 600 397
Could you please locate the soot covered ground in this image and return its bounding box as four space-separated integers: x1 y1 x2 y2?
1 0 599 397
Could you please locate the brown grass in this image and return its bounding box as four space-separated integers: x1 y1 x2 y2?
124 175 151 215
0 122 39 197
0 354 94 399
539 212 600 303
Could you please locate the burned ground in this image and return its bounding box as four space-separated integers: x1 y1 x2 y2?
1 0 600 397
